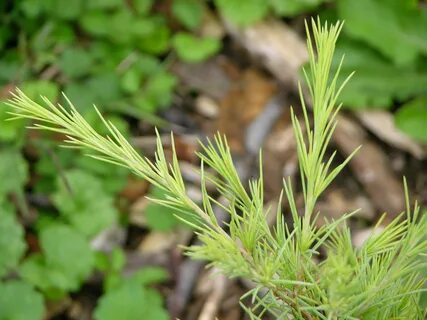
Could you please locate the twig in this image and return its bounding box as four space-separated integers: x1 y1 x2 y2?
198 271 228 320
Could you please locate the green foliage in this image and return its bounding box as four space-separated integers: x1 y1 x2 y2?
0 203 26 278
95 248 126 291
214 0 326 25
131 266 169 286
0 280 45 320
8 19 426 319
270 0 326 16
395 97 427 142
173 33 221 63
0 149 28 199
52 170 118 237
2 0 224 120
145 186 184 231
215 0 269 26
94 281 168 320
21 81 59 105
318 0 427 142
59 47 94 79
331 40 427 108
20 224 94 297
172 0 204 30
0 102 26 142
94 249 168 320
337 0 427 66
138 71 178 112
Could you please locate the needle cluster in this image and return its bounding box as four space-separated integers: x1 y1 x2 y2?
7 19 426 319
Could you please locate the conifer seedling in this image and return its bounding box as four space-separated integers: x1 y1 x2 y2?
7 19 427 319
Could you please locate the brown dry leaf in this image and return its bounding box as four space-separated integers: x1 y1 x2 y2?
195 95 220 119
334 115 405 219
356 110 426 159
315 188 375 224
45 297 72 319
120 177 149 203
218 69 277 153
138 231 179 254
129 196 149 227
263 125 297 200
352 226 385 249
224 19 307 87
171 57 232 100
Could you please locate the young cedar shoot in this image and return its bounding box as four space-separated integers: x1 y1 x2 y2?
6 19 427 319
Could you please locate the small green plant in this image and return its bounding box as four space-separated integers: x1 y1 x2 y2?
0 280 44 320
94 260 169 320
7 19 427 319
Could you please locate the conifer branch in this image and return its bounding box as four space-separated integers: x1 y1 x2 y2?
6 18 426 319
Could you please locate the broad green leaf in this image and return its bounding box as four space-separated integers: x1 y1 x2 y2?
132 18 159 40
51 22 76 45
94 248 126 274
145 202 181 231
137 71 177 112
41 224 94 277
108 10 135 44
64 73 122 112
21 80 59 104
74 152 129 195
134 0 155 15
135 56 161 77
270 0 325 16
331 40 427 108
52 170 118 237
110 248 126 272
104 273 122 292
86 73 122 105
131 267 169 286
0 101 26 142
59 47 94 78
45 0 84 20
214 0 269 26
0 204 26 277
90 113 130 138
87 0 122 9
145 187 183 231
94 282 168 320
20 224 94 294
121 68 141 93
172 0 204 30
0 149 28 198
95 251 110 272
0 281 45 320
136 18 171 54
19 0 45 17
80 11 111 37
63 83 98 113
337 0 427 66
395 97 427 142
172 33 220 63
19 254 71 298
0 59 21 85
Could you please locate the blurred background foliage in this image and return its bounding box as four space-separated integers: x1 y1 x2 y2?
0 0 426 319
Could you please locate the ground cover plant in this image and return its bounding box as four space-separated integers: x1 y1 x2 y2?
7 19 427 319
0 2 222 317
213 0 427 143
